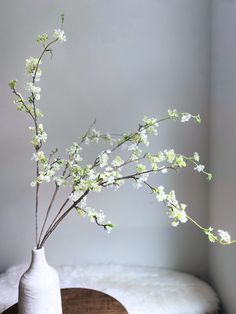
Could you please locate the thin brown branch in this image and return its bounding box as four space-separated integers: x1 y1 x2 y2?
34 159 41 245
80 118 96 144
32 38 58 84
38 197 70 247
39 189 90 248
37 184 59 247
107 154 147 173
48 148 58 163
101 166 177 187
31 37 62 246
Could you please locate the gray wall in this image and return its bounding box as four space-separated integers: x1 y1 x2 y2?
0 0 210 279
209 1 236 313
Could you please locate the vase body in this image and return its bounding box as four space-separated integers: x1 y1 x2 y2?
18 247 62 314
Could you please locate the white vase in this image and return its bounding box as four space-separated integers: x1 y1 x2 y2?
18 247 62 314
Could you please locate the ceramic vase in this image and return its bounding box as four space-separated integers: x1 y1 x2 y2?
18 247 62 314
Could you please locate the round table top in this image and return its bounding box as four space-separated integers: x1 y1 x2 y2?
2 288 128 314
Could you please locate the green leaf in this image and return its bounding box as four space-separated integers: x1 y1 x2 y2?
60 13 65 24
76 208 86 216
8 79 17 89
106 223 115 228
207 173 213 181
195 114 201 123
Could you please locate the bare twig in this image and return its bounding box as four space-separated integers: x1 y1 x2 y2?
39 189 89 248
80 118 96 144
37 184 59 247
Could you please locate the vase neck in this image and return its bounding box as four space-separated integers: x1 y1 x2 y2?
30 247 48 268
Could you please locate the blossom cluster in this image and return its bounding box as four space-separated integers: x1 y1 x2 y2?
204 227 231 244
168 109 201 123
31 123 47 148
76 205 114 233
26 57 42 82
81 128 114 146
53 29 66 42
153 186 187 226
31 150 66 187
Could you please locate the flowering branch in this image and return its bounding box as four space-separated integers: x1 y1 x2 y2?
143 181 235 245
8 15 235 250
76 207 114 232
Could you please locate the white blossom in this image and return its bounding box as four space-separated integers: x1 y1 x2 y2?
39 132 47 142
38 173 52 183
193 152 200 162
136 164 146 173
107 176 115 184
99 152 109 168
74 154 83 162
33 124 47 143
30 181 36 187
126 143 138 151
161 168 168 174
43 175 51 182
130 147 142 161
33 68 42 82
168 202 188 225
80 197 87 208
194 164 205 172
133 173 149 189
86 208 106 224
25 57 40 73
111 156 124 167
67 142 82 156
175 155 187 168
171 221 179 227
154 185 167 202
55 176 64 186
168 109 178 119
138 129 149 146
168 208 187 224
181 113 191 122
26 82 41 100
166 190 178 207
84 128 102 144
156 151 166 162
164 149 175 163
31 151 47 163
218 229 231 243
142 116 158 135
25 57 42 81
53 29 66 42
69 190 82 203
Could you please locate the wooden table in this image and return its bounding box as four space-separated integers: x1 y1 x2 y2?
2 288 128 314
